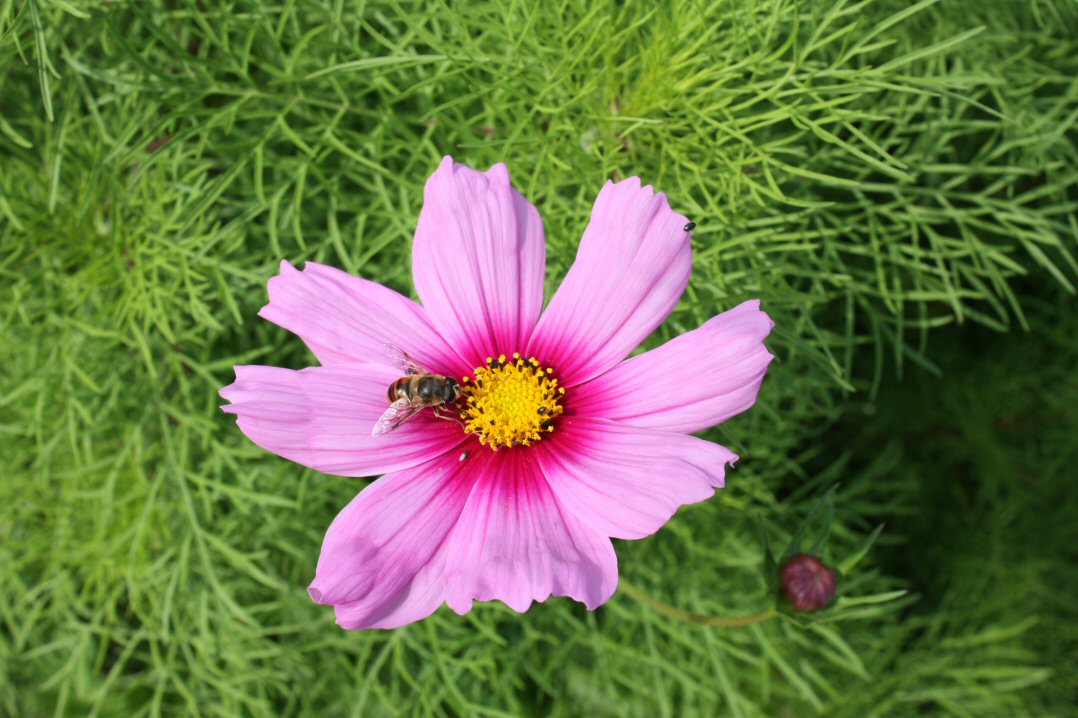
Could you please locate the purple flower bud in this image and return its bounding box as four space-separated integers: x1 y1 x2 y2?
780 554 836 612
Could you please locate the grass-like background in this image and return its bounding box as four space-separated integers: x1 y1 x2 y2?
2 0 1076 715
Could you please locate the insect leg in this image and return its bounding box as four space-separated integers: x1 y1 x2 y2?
432 406 466 429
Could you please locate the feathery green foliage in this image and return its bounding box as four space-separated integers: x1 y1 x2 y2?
2 0 1075 715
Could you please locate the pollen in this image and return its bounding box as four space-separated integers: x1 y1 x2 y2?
460 355 565 450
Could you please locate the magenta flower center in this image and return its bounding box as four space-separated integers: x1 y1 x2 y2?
460 353 565 449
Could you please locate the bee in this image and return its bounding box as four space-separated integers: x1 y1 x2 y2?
372 344 462 436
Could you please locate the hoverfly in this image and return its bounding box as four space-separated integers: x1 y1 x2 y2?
371 344 462 436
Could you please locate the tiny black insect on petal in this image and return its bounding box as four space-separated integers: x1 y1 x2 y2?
537 407 548 415
683 221 696 232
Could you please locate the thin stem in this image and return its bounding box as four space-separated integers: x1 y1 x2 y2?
619 579 776 628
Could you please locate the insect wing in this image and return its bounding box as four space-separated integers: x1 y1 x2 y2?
372 398 422 436
383 343 431 376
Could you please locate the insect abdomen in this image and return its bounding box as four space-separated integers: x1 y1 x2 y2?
388 378 412 403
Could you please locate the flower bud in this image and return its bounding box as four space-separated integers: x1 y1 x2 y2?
780 554 835 612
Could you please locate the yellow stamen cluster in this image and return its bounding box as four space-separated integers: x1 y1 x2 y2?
460 352 565 449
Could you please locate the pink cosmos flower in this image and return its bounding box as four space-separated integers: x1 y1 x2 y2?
220 157 774 629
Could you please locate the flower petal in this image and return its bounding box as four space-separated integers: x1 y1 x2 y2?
527 177 692 386
411 156 546 367
536 418 737 540
309 449 482 629
220 364 465 477
259 260 465 374
572 300 775 433
443 450 617 615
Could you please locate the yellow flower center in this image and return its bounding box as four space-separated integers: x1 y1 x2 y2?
460 353 565 449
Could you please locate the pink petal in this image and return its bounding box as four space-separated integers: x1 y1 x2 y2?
258 260 465 374
309 449 483 629
411 157 546 368
443 450 617 615
535 418 737 540
572 300 775 433
527 177 692 386
220 364 465 477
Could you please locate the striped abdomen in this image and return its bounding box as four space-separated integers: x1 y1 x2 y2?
386 375 461 405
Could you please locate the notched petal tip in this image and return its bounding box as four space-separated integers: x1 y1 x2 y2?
597 175 685 238
218 365 249 403
716 453 740 487
307 585 325 604
584 595 608 611
743 298 777 331
446 596 473 616
260 260 299 307
428 156 514 192
484 162 510 184
604 175 675 213
612 175 643 191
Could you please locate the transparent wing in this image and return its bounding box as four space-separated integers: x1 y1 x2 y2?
384 343 431 375
372 398 422 436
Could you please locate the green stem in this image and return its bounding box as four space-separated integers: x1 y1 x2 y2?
619 579 776 628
